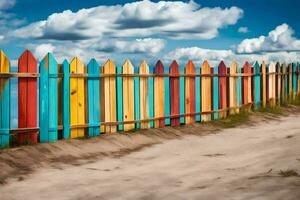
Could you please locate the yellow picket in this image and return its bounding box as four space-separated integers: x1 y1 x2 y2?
139 60 150 129
261 62 267 107
268 63 276 107
122 60 135 131
229 61 238 114
201 60 212 121
70 57 85 138
104 59 117 133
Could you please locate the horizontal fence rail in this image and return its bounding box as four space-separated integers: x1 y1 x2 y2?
0 49 299 148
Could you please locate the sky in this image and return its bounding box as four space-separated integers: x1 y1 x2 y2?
1 0 300 67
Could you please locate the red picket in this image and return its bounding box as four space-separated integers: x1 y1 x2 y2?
18 50 38 144
169 60 180 126
218 61 227 118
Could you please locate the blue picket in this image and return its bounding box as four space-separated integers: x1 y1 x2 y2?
253 61 261 108
292 63 297 96
0 51 10 148
116 66 123 131
39 53 58 143
164 66 170 125
237 66 242 108
87 59 100 137
179 65 185 124
134 67 140 129
148 67 154 128
213 67 219 120
62 60 70 139
195 66 201 121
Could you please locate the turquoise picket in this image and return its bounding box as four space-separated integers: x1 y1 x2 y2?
213 67 219 120
237 66 242 107
0 52 10 148
180 65 185 124
62 60 70 139
195 66 201 121
164 66 170 125
253 61 261 108
87 59 100 137
148 67 154 128
116 66 123 131
284 64 288 97
39 53 58 143
134 67 140 128
292 63 297 95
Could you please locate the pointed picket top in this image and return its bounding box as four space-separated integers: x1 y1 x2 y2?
139 60 149 74
62 59 69 66
253 61 260 68
269 62 276 72
0 50 9 71
87 58 98 73
201 60 211 73
230 61 238 73
185 60 196 73
19 50 37 66
40 52 58 71
218 60 226 72
104 58 116 73
122 59 134 74
169 60 180 74
70 56 83 67
154 60 164 74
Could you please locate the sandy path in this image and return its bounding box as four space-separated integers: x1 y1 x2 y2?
1 114 300 200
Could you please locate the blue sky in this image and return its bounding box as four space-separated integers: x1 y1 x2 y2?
1 0 300 67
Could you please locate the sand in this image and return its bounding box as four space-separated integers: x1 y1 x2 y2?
0 110 300 200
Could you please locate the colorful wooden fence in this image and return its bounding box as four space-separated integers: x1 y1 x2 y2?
0 49 300 148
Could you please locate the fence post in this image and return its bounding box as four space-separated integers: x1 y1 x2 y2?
0 50 10 148
170 60 180 126
253 61 261 108
18 50 37 144
122 60 135 131
104 59 117 133
39 53 58 142
229 61 238 114
139 60 150 129
201 60 212 121
62 60 70 139
70 57 85 138
154 60 165 128
185 60 196 124
218 61 227 118
87 59 100 137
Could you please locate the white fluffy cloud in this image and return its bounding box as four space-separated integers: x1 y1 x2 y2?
34 43 56 59
12 0 243 40
237 23 300 53
165 46 300 66
0 0 15 10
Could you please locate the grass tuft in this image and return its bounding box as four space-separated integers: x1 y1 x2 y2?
256 106 283 115
210 110 250 128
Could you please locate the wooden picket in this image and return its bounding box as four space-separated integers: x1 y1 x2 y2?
253 61 261 108
261 62 267 107
170 60 180 126
18 50 38 144
104 59 117 133
185 60 196 124
201 60 212 121
87 59 100 137
2 48 300 149
218 61 227 118
39 53 58 142
122 60 135 131
154 60 165 128
268 63 276 107
229 61 238 114
0 51 10 148
243 62 252 107
69 57 85 138
139 61 150 129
